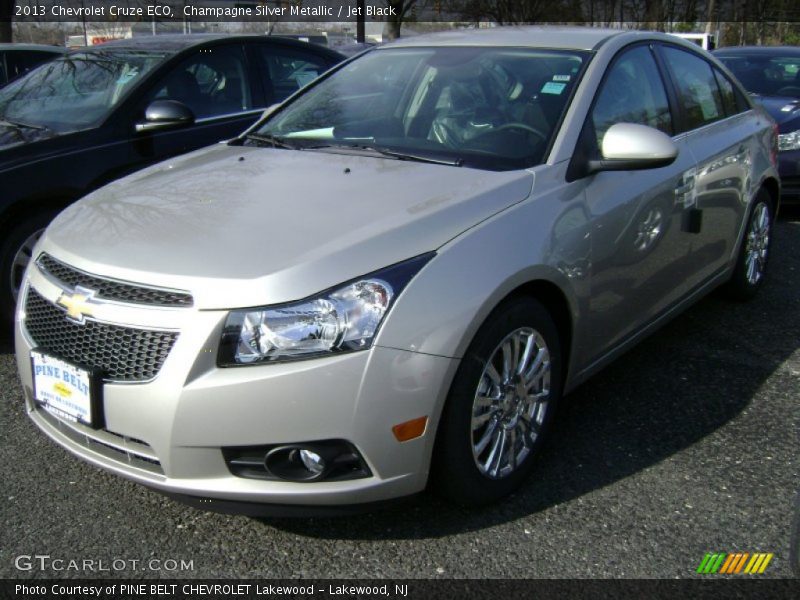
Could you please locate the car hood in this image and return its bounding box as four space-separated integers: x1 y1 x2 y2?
41 144 534 309
753 95 800 131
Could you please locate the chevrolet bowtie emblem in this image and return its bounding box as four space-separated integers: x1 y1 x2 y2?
56 286 98 325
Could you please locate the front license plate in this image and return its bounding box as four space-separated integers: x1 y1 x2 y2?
30 350 102 429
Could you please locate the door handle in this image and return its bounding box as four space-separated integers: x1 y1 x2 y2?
674 181 694 196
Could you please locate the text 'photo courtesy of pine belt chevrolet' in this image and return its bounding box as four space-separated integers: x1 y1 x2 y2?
13 27 780 516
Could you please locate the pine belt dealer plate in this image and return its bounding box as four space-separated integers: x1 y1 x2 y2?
30 349 103 429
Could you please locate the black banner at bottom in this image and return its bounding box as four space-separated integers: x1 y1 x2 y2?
2 579 799 600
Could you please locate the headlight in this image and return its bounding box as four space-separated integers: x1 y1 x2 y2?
218 253 434 365
778 130 800 152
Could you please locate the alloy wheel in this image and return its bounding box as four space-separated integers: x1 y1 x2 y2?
471 327 551 479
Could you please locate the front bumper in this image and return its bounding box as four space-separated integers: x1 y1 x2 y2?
15 271 458 508
779 149 800 202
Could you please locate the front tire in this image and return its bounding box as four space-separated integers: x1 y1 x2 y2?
432 297 562 506
724 190 773 301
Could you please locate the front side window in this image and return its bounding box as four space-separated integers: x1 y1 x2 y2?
662 46 725 131
591 45 673 148
255 47 587 171
0 50 167 133
149 45 252 119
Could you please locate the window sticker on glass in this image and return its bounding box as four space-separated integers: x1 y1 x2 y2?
116 67 139 84
552 74 571 82
541 81 566 95
295 70 319 88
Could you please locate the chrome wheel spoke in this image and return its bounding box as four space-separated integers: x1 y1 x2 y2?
505 426 518 471
474 393 498 409
501 340 513 381
486 429 506 477
516 333 535 376
485 363 503 387
474 419 500 457
472 408 499 429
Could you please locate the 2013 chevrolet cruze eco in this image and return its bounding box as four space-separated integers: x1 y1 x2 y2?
15 28 779 514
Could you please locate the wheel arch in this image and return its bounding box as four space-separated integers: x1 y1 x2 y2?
501 279 574 389
0 194 76 238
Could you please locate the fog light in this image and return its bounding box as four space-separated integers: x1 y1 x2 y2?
299 449 326 475
223 439 372 482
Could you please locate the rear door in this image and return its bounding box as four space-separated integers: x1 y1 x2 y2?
657 44 757 287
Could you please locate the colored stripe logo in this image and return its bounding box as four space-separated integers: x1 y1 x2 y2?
697 552 773 574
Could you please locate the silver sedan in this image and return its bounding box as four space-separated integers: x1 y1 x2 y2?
15 26 779 513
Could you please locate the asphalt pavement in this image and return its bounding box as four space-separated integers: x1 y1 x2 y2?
1 212 798 580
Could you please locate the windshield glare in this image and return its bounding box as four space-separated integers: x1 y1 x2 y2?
257 47 587 170
0 50 168 133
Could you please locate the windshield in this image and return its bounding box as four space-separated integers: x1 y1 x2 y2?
255 47 588 171
0 50 168 133
716 54 800 98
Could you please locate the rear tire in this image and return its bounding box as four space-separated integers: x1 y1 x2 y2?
723 190 773 301
432 297 562 506
0 211 57 323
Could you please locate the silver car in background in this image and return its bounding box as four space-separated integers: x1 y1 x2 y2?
15 27 779 514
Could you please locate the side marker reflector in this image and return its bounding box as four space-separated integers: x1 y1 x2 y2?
392 416 428 442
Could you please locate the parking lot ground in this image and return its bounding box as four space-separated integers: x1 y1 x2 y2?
1 212 798 579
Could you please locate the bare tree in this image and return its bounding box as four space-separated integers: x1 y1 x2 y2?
383 0 421 40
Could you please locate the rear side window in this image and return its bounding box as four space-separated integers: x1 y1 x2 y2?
661 46 725 131
591 45 673 148
256 45 333 104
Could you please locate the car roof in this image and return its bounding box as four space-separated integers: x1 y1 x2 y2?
72 34 342 57
714 46 800 56
0 43 67 53
382 26 628 51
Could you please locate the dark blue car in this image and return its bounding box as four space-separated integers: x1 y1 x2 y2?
715 46 800 202
0 34 343 323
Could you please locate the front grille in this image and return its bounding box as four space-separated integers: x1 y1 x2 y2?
24 288 178 382
37 253 193 307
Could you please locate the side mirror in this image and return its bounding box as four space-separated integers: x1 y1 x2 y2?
588 123 678 173
135 100 195 133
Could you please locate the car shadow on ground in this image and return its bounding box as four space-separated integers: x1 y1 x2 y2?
262 214 800 540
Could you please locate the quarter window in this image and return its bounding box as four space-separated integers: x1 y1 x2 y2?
713 68 741 116
591 45 672 149
661 46 725 131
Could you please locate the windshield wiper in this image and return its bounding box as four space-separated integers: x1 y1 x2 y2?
311 142 464 167
0 117 50 132
244 133 298 150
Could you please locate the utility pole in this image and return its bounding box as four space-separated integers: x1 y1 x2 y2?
357 0 365 43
